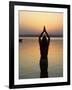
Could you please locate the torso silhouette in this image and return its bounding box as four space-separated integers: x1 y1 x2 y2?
39 36 49 58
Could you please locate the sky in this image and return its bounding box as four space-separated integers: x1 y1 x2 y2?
19 11 63 37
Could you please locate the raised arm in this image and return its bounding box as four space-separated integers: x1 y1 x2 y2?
39 31 44 42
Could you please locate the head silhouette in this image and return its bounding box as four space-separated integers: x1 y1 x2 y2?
42 35 47 42
42 35 48 48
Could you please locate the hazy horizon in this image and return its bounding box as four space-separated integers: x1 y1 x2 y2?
19 11 63 37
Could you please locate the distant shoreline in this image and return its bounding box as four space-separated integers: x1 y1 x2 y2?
19 35 63 37
19 37 63 40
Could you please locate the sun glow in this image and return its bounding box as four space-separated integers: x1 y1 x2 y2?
19 11 63 34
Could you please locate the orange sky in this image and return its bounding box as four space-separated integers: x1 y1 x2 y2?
19 11 63 36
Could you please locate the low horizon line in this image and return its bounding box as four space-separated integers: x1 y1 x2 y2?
19 37 63 40
19 35 63 37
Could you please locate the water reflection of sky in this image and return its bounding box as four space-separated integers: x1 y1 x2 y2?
19 37 63 79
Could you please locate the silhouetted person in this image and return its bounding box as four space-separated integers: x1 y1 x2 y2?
39 26 50 78
40 57 48 78
39 26 50 58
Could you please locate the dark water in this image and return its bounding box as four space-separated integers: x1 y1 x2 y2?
19 37 63 79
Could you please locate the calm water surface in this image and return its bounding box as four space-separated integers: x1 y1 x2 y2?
19 37 63 79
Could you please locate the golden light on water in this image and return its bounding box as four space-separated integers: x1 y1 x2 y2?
19 38 63 78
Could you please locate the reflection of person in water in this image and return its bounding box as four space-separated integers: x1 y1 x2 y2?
39 26 50 78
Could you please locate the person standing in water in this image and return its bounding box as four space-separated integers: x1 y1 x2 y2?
39 26 50 78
